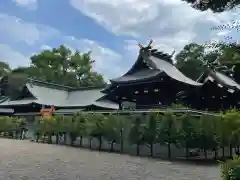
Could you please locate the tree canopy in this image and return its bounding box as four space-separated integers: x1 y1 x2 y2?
175 41 240 82
1 45 105 89
182 0 239 13
0 45 106 98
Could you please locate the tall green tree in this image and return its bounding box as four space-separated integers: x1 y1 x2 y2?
129 115 145 155
222 109 240 157
102 114 121 152
17 45 105 87
142 112 160 156
179 114 198 158
195 115 220 158
175 43 205 80
157 112 180 159
88 114 106 150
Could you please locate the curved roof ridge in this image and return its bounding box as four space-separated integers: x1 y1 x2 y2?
28 78 75 90
110 69 161 84
210 71 240 90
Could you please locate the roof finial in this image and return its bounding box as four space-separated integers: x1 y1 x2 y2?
170 49 175 57
137 39 153 49
147 39 153 47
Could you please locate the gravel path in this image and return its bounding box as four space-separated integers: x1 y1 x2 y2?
0 139 220 180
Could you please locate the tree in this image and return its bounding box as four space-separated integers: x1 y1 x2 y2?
175 41 240 83
29 45 105 87
75 113 87 147
157 112 180 159
37 117 55 144
195 115 220 159
179 114 198 158
69 115 79 146
0 45 106 99
181 0 239 13
142 112 160 156
129 115 145 155
102 114 121 152
222 109 240 157
88 114 106 150
175 43 206 80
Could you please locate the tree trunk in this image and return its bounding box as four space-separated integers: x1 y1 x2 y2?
236 146 240 156
36 133 39 143
136 144 140 155
120 128 123 153
9 132 13 138
185 142 189 159
98 137 102 150
63 133 67 145
47 133 52 144
89 138 92 149
150 143 153 156
204 148 207 159
168 143 171 159
214 148 218 160
70 134 74 146
229 144 233 158
56 133 59 144
110 141 114 152
222 147 225 157
79 136 83 147
16 131 19 139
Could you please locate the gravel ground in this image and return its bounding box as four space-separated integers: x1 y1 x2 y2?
0 139 220 180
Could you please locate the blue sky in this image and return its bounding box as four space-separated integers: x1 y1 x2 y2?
0 0 239 80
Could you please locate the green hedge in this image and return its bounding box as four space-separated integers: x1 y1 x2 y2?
29 109 240 159
221 157 240 180
0 116 24 138
1 109 240 160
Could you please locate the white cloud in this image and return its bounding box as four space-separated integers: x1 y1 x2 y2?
0 13 58 45
217 31 231 36
40 44 52 50
0 14 124 79
64 37 124 79
70 0 239 53
0 44 29 68
13 0 37 10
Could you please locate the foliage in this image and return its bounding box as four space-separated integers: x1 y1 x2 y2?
175 42 240 83
24 109 240 157
0 45 105 98
29 45 105 87
181 0 239 13
221 157 240 180
2 108 240 160
175 43 206 80
0 116 24 138
178 114 198 157
129 115 145 155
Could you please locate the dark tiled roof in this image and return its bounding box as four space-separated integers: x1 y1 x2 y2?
111 69 161 84
148 56 202 86
110 48 202 86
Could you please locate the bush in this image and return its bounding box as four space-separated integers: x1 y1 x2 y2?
0 116 24 138
221 157 240 180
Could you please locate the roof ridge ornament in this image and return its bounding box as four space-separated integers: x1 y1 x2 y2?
200 57 235 77
138 39 174 64
137 39 153 50
170 49 175 57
